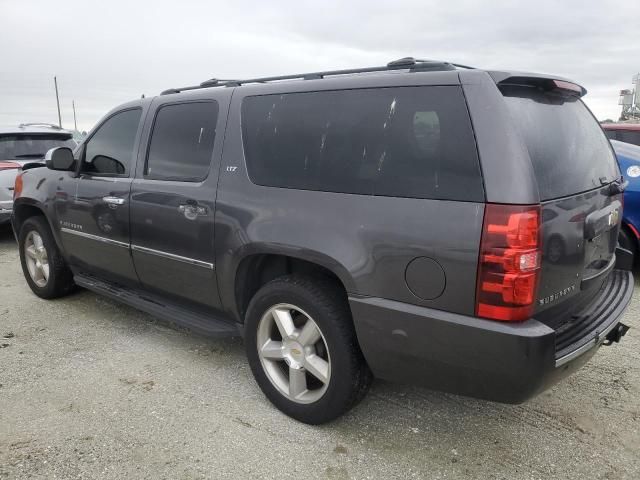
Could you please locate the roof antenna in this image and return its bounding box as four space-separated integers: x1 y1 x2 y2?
54 76 62 128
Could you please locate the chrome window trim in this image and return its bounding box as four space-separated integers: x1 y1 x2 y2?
60 227 129 248
131 244 214 270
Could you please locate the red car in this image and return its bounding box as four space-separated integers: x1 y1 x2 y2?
602 123 640 146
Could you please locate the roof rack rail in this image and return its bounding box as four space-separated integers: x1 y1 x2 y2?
160 57 475 95
18 122 62 129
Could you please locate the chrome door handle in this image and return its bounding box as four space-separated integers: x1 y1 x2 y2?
178 203 207 219
103 196 125 205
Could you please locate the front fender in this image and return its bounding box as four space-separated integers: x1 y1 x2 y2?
12 166 70 259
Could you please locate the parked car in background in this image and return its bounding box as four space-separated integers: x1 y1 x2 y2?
1 124 76 225
611 139 640 264
11 58 634 424
602 123 640 146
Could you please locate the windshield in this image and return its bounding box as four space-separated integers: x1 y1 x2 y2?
501 86 619 201
0 134 76 160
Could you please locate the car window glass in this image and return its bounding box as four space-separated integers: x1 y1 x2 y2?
0 135 75 159
617 130 640 147
413 111 440 157
501 86 618 200
241 86 483 202
146 102 219 181
83 109 142 176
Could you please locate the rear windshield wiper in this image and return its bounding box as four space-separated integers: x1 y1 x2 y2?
604 177 627 196
13 153 45 159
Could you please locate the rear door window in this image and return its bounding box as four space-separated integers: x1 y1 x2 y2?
146 102 219 181
241 86 483 202
501 86 619 200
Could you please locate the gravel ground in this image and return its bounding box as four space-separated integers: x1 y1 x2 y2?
0 225 639 480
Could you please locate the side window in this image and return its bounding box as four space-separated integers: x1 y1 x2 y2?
145 102 219 181
83 109 142 176
241 86 483 202
603 129 617 141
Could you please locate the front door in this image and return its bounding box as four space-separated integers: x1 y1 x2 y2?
59 108 143 286
130 98 225 310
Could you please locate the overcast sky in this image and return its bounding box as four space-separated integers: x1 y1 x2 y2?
1 0 638 132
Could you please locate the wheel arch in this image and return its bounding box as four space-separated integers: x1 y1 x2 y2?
12 199 65 254
232 245 356 323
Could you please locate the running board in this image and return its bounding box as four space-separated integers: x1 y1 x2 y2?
74 274 240 338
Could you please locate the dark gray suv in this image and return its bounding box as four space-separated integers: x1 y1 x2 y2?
11 58 634 424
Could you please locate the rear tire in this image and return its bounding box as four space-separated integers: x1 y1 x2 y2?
245 274 372 424
18 216 75 299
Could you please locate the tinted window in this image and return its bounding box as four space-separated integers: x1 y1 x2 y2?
603 129 618 141
0 134 76 159
83 109 142 175
241 86 483 201
617 130 640 147
501 86 619 200
146 102 219 181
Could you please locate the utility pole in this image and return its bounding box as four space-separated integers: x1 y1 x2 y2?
72 100 78 131
54 76 62 128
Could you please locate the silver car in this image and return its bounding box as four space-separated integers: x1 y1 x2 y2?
0 123 77 225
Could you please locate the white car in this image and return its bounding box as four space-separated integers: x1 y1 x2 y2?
0 123 77 225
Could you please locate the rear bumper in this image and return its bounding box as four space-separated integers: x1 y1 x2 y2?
349 269 633 404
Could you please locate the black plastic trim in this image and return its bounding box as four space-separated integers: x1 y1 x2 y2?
74 274 239 337
554 269 633 364
349 270 633 404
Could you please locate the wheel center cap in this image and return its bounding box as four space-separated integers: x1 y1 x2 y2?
283 339 305 369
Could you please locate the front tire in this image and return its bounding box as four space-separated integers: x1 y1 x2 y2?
18 216 75 299
245 275 372 424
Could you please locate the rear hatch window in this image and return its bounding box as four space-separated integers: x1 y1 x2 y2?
0 134 76 161
500 84 623 323
500 85 619 201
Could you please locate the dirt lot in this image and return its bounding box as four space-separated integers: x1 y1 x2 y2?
0 226 639 480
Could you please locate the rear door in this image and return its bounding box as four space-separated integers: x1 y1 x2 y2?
130 93 229 311
500 85 622 317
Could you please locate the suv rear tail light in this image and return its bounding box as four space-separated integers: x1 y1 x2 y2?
14 172 24 199
476 204 542 322
0 161 21 171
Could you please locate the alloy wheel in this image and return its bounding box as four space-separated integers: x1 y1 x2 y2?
256 303 331 404
24 231 49 287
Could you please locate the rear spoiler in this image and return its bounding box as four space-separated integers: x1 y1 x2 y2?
488 71 587 97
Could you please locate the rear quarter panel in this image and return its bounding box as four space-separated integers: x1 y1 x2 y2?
0 169 19 204
215 83 485 320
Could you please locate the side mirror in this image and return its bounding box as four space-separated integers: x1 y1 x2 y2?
45 147 75 171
